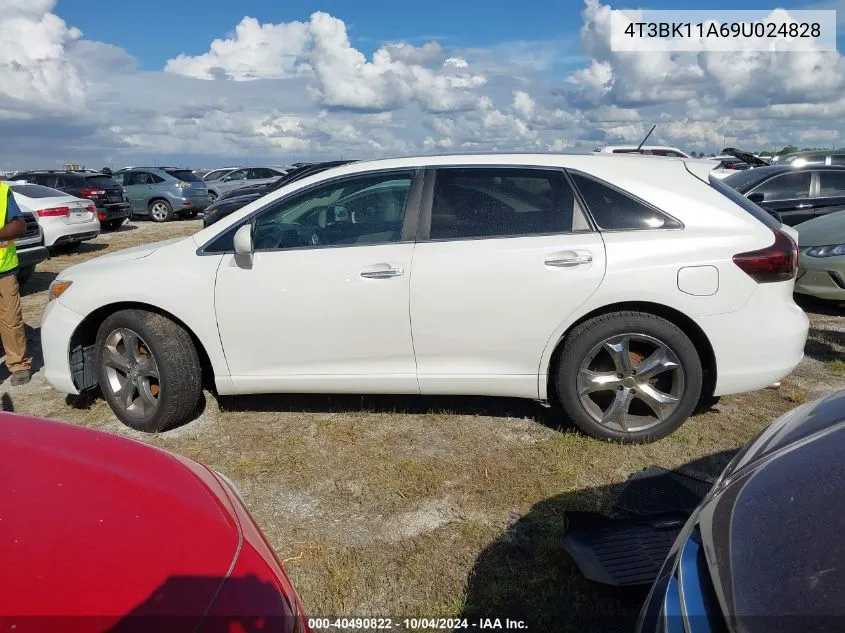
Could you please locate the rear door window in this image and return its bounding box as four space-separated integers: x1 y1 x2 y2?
818 171 845 197
84 175 119 189
250 168 275 179
750 172 812 200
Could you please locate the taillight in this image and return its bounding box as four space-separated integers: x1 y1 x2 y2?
36 206 70 217
733 229 798 283
97 212 106 221
85 203 96 212
79 188 106 198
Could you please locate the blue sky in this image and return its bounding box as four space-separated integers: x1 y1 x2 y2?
2 0 844 168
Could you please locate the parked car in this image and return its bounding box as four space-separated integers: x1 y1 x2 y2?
638 389 845 633
722 164 845 226
112 167 210 222
205 161 357 227
792 210 845 301
13 210 49 285
11 170 130 230
770 149 845 166
0 411 310 632
41 154 808 442
202 167 240 182
5 181 99 250
593 145 691 158
206 166 289 201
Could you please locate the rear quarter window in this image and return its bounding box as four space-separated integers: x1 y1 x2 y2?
84 175 120 189
166 169 203 182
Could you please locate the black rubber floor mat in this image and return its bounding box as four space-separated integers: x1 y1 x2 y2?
562 511 688 586
613 466 712 517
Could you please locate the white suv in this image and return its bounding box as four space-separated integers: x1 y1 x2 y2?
40 154 809 443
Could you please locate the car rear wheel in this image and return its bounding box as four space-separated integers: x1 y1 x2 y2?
555 311 702 443
148 200 173 223
96 309 202 432
208 191 218 202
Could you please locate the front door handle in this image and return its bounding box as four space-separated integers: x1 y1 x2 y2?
795 204 812 209
361 264 405 279
545 252 593 267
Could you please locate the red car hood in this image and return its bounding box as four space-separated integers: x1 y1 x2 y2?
0 414 239 629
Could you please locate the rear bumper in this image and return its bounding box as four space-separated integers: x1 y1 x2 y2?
97 202 131 222
43 219 100 247
17 246 49 270
177 195 212 212
41 299 85 395
697 282 809 397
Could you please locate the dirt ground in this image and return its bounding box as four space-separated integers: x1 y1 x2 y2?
9 218 845 631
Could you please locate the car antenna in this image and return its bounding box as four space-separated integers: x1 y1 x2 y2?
635 124 656 154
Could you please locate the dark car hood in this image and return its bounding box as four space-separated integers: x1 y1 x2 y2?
698 391 845 630
0 414 239 626
721 148 769 167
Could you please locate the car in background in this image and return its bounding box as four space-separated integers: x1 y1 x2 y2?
0 411 310 632
202 167 240 183
42 154 807 443
722 164 845 226
5 181 99 251
112 167 210 222
770 149 845 167
13 210 49 285
637 389 845 633
206 166 289 201
205 161 357 227
792 210 845 302
593 145 692 158
11 170 130 231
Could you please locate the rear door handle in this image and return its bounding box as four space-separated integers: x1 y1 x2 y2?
545 252 593 268
360 264 405 279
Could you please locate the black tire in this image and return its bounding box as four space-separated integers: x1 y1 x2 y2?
208 191 218 202
102 219 124 230
17 266 34 286
148 199 173 223
555 311 703 443
96 309 202 432
180 210 198 220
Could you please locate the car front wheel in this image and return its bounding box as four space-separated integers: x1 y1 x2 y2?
555 311 702 443
96 309 202 432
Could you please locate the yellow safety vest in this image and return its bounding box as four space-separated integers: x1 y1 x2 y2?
0 183 20 274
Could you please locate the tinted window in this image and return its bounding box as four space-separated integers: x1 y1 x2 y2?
430 168 578 239
207 171 414 253
9 184 64 198
84 175 119 188
830 155 845 166
227 169 248 181
251 168 274 179
111 172 125 185
819 171 845 197
39 175 60 188
722 168 772 193
708 175 781 230
149 173 165 184
569 172 678 230
203 169 233 181
165 169 202 182
752 172 811 200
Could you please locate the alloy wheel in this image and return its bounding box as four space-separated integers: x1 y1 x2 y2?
102 328 161 419
576 333 685 433
150 202 169 221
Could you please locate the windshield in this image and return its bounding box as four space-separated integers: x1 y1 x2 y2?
9 184 64 198
203 168 235 181
166 169 203 183
709 174 780 230
721 169 771 193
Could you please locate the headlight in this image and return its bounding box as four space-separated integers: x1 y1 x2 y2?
805 244 845 258
47 279 72 301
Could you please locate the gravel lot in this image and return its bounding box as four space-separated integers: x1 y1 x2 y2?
9 218 845 631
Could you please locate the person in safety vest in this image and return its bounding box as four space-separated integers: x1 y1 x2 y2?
0 183 32 386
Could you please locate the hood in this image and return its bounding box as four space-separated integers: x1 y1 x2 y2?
721 147 769 167
63 237 186 276
794 210 845 247
697 390 845 629
0 413 239 626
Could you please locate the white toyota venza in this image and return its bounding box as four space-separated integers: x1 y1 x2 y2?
41 155 809 443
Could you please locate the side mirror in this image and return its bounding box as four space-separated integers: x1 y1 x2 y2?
233 224 253 254
748 192 765 203
222 176 232 182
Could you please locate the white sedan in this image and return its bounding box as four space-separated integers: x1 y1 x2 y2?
6 182 100 249
40 154 809 443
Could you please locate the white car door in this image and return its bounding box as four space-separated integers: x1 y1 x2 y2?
409 166 607 399
212 168 422 394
